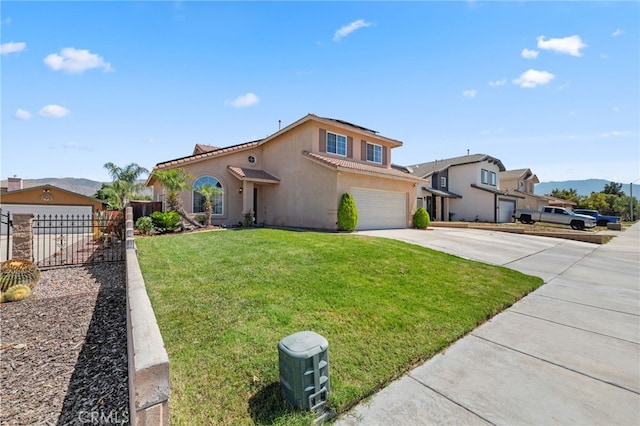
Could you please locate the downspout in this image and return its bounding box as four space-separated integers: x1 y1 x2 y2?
494 193 498 223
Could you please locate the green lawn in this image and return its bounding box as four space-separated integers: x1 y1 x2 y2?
136 228 543 425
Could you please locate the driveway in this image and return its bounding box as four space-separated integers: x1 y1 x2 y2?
336 224 640 425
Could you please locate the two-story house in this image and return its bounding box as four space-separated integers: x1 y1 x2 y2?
399 154 522 223
499 168 547 211
146 114 424 230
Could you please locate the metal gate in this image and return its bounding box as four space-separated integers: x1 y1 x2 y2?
33 211 125 269
0 208 12 262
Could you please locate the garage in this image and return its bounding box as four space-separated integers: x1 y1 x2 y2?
351 188 407 230
498 199 516 223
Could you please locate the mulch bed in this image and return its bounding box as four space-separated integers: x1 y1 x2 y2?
0 262 129 425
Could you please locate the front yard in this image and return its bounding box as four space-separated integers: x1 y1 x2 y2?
136 228 543 425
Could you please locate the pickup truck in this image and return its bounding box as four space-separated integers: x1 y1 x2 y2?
572 209 621 227
512 206 597 230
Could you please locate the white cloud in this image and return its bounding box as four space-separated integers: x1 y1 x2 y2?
14 109 31 120
1 17 11 26
521 48 539 59
600 53 608 59
489 78 507 87
462 89 477 98
1 41 26 55
537 35 587 57
612 28 624 37
44 47 113 73
230 93 260 108
333 19 373 42
39 104 70 118
513 69 555 88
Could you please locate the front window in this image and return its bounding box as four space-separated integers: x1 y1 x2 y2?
366 143 382 163
440 176 447 188
481 169 496 186
193 176 224 214
327 132 347 156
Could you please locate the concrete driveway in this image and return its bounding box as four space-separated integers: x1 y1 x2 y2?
335 224 640 425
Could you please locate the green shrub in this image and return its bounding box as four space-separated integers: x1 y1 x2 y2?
413 207 430 229
3 284 32 302
337 193 358 232
0 259 41 292
151 211 182 233
135 216 155 235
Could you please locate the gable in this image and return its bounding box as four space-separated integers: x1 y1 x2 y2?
0 185 106 209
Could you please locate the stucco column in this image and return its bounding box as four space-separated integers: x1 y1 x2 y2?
11 214 34 260
242 181 255 220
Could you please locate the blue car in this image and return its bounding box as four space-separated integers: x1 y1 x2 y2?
573 209 621 227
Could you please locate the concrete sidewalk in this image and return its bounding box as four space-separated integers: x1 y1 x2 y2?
335 224 640 425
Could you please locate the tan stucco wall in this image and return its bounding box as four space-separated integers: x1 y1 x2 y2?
501 177 546 210
0 186 105 211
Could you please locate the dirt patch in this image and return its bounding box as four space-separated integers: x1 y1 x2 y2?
0 262 129 425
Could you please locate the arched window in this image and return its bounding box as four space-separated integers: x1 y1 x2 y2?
193 176 224 215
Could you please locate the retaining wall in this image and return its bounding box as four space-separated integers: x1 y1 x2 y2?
125 207 170 425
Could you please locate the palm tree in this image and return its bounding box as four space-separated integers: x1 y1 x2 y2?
152 168 202 228
195 184 223 226
103 162 149 209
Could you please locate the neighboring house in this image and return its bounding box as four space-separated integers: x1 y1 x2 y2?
543 195 577 209
500 168 547 211
146 114 424 230
0 179 107 217
398 153 522 223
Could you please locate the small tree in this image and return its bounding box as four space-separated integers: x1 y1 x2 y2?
413 207 430 229
195 184 223 226
103 162 149 209
337 193 358 231
152 168 202 228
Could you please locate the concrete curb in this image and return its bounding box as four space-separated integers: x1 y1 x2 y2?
430 222 614 244
125 207 170 425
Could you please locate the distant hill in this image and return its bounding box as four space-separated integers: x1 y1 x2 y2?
535 179 640 197
1 177 151 197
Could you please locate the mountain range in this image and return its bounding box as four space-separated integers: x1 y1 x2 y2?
0 177 151 197
1 177 638 198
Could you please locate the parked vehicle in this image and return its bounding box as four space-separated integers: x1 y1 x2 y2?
512 206 597 230
572 209 621 227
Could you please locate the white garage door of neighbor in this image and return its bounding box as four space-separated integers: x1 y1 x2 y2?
0 204 93 219
351 188 407 230
498 200 516 223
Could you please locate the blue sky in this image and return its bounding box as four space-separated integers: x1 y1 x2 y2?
2 1 639 185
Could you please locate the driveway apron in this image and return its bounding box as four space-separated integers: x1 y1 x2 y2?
336 224 640 425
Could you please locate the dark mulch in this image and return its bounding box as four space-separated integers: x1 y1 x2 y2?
0 262 129 426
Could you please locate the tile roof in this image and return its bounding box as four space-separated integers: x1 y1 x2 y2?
302 151 424 182
421 186 462 198
470 184 524 198
405 154 506 177
500 168 538 182
227 166 280 183
317 116 379 134
153 140 262 170
193 144 220 155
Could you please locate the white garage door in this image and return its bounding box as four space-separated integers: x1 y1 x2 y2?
498 199 516 223
0 204 93 219
351 188 407 230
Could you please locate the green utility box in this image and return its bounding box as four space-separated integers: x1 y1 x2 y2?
278 331 330 412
